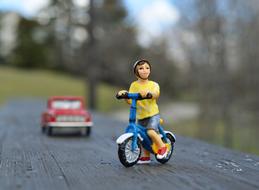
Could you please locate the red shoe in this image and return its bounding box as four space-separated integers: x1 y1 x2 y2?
137 157 151 164
156 146 167 159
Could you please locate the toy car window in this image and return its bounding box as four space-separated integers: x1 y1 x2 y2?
52 100 82 109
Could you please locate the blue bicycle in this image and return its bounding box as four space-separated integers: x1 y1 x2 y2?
116 92 176 167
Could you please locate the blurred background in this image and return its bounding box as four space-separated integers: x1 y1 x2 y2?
0 0 258 155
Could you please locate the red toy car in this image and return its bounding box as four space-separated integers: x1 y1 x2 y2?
41 96 93 136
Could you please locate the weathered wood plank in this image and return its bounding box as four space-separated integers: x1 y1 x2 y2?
0 100 258 190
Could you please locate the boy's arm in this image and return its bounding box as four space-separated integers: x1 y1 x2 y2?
150 82 160 99
138 82 160 99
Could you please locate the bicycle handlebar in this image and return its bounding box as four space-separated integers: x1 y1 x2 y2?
116 92 152 100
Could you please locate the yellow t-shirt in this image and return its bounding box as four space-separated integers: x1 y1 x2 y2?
129 80 160 120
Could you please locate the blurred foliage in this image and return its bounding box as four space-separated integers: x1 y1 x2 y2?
175 0 259 123
1 0 259 154
0 0 179 108
7 18 57 69
1 0 259 120
170 118 259 155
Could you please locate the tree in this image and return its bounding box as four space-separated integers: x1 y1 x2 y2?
78 0 141 109
175 0 236 146
39 0 141 109
7 17 56 69
233 0 259 115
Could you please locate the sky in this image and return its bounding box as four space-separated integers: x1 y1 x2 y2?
0 0 50 17
0 0 180 46
124 0 180 46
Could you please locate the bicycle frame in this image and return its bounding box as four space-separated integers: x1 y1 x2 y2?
125 93 167 153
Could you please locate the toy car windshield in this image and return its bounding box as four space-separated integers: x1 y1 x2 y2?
51 100 82 109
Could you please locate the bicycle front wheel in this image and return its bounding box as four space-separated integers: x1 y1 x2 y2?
118 137 141 167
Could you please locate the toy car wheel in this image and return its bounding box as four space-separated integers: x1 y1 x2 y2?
81 127 91 136
156 133 175 164
86 127 91 136
118 137 141 167
41 126 46 133
47 127 53 136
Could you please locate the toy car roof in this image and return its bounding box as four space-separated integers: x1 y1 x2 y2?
48 96 84 101
47 96 86 108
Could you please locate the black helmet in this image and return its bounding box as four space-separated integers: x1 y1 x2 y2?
133 59 151 77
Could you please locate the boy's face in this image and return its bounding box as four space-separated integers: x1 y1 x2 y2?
136 62 150 80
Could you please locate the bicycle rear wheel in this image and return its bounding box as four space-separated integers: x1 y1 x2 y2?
156 133 175 164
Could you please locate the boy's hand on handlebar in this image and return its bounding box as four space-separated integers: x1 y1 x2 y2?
139 90 147 98
118 90 128 96
116 90 128 99
139 90 152 98
116 90 152 100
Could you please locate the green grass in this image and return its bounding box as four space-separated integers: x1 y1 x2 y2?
169 119 259 156
0 66 124 112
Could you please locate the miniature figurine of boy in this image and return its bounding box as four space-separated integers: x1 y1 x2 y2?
118 59 168 164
